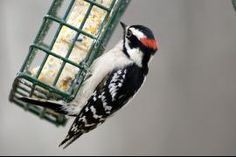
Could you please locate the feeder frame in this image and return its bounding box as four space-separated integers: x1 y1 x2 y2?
9 0 130 126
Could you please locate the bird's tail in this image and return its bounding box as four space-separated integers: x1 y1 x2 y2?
59 132 83 149
18 97 76 116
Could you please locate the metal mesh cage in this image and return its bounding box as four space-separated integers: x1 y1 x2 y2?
233 0 236 11
9 0 130 126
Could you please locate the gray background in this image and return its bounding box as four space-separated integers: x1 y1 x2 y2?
0 0 236 155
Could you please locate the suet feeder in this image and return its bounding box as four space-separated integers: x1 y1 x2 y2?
9 0 130 126
233 0 236 11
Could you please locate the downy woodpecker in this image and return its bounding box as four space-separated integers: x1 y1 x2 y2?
20 22 159 148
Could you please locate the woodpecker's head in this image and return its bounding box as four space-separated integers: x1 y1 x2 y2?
120 22 159 69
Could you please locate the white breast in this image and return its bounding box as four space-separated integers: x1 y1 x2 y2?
70 40 132 115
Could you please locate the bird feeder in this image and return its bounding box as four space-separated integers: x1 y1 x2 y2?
233 0 236 11
9 0 130 126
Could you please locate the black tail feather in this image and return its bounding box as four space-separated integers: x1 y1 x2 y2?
19 97 70 115
59 132 83 149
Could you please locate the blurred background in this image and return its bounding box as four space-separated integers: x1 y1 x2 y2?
1 0 236 155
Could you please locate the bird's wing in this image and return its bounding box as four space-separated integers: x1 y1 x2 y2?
60 64 146 148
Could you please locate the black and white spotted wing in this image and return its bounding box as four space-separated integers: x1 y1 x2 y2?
60 64 147 148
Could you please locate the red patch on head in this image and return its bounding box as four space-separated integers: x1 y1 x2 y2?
140 38 159 50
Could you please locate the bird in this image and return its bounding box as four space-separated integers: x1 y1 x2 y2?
19 22 159 149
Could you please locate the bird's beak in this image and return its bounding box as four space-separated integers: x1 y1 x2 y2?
120 21 127 30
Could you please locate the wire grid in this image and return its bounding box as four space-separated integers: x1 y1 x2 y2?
9 0 130 126
233 0 236 11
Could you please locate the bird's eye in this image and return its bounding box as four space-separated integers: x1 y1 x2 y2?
126 30 132 38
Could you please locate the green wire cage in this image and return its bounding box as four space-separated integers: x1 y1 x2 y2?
233 0 236 11
9 0 130 126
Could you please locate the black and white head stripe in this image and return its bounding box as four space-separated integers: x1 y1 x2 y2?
129 25 156 40
121 22 158 70
123 23 158 52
